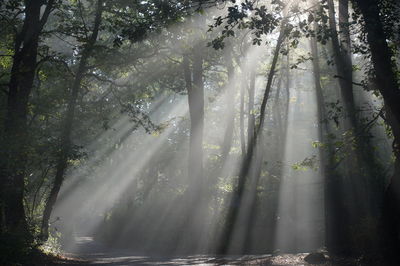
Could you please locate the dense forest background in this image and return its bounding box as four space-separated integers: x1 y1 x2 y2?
1 0 400 265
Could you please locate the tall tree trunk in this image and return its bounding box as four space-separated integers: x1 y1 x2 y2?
247 70 256 147
40 0 103 241
382 107 400 254
353 0 400 254
273 76 284 146
243 74 284 253
284 47 290 127
327 0 355 126
338 0 356 125
178 42 205 253
221 47 236 160
310 20 348 253
327 1 371 252
338 0 351 58
218 17 289 254
239 71 246 155
351 0 400 125
0 0 54 235
187 43 204 183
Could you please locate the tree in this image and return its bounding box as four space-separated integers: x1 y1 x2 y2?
188 42 205 183
353 0 400 254
218 7 290 253
220 44 237 161
40 0 104 241
0 0 55 237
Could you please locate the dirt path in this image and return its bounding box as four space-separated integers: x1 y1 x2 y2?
62 237 277 265
61 237 365 265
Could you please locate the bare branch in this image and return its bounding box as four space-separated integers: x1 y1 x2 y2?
334 75 368 88
84 73 132 88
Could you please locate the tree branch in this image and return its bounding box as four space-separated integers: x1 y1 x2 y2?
84 73 132 88
39 0 56 31
334 75 368 88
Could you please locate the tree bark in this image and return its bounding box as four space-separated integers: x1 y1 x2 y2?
40 0 103 241
247 70 256 147
310 18 350 253
0 0 54 235
187 43 204 183
221 46 236 160
239 70 246 155
327 2 372 252
218 17 288 254
352 1 400 123
338 0 351 57
353 0 400 254
327 0 356 127
179 38 206 253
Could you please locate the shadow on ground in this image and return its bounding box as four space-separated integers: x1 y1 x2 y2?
51 237 396 266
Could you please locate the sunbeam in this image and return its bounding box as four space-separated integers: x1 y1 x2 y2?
274 70 325 253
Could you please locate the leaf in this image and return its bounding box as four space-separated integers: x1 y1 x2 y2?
308 13 314 23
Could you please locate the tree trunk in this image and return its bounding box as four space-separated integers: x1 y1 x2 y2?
179 44 206 253
284 47 290 127
247 70 256 147
327 0 355 124
353 0 400 123
221 47 236 160
382 107 400 255
40 0 103 241
239 70 246 155
243 74 284 253
187 44 204 183
0 0 54 236
327 1 372 252
273 76 284 145
353 0 400 254
338 0 356 124
218 18 288 254
310 19 349 253
338 0 351 56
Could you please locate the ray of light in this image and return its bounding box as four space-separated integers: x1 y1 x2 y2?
274 69 325 253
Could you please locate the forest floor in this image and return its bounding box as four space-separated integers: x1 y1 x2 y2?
43 252 398 266
30 237 397 266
